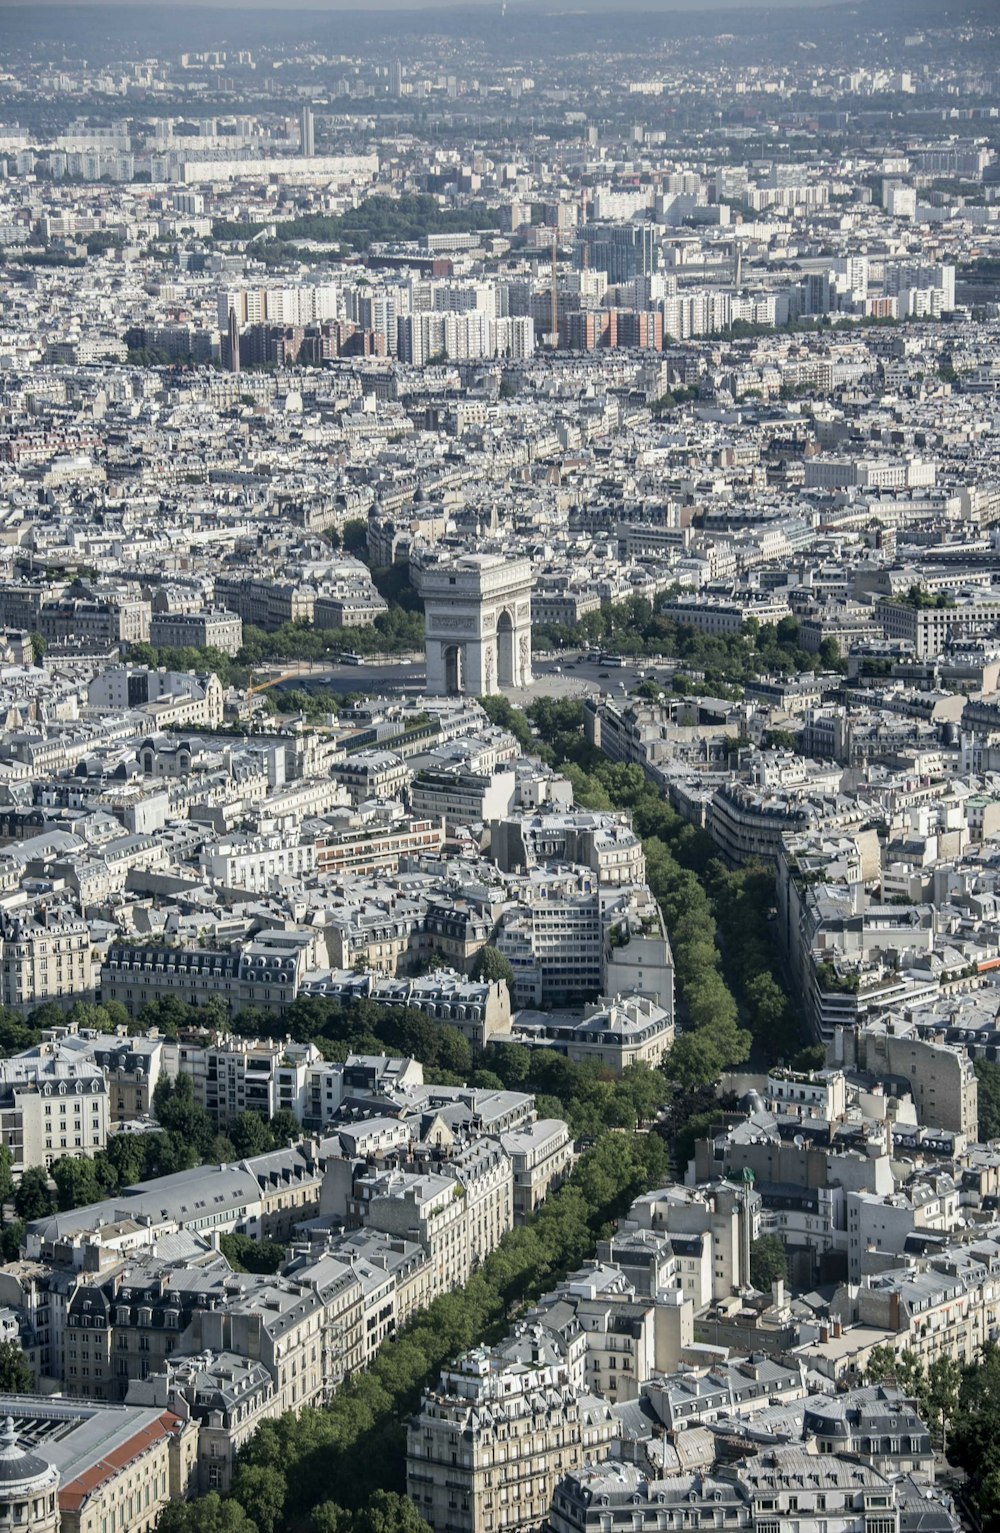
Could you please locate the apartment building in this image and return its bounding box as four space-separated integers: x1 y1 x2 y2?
64 1259 228 1402
315 813 445 878
603 894 674 1011
846 1181 960 1282
329 750 412 805
324 898 429 974
102 937 313 1018
194 1036 324 1124
368 969 512 1050
314 590 389 628
180 1273 330 1415
499 1118 573 1223
550 1448 942 1533
0 1052 109 1174
38 595 152 647
148 608 244 655
410 766 517 834
0 908 93 1012
490 812 646 887
0 1397 198 1533
638 1353 808 1433
33 1029 169 1124
200 833 317 892
128 1351 279 1495
514 994 673 1071
836 1019 978 1139
496 881 604 1006
26 1152 317 1266
629 1183 759 1305
338 1138 513 1300
213 576 315 630
876 595 1000 659
407 1337 619 1533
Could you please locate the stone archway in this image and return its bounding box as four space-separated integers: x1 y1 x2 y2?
496 609 516 688
443 644 464 695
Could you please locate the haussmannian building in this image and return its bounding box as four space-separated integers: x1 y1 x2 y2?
407 1333 619 1533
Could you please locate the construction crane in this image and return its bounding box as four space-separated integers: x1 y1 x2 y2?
247 670 301 697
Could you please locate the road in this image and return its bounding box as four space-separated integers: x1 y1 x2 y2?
269 652 674 705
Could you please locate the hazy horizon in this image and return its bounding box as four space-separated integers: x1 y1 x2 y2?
0 0 859 10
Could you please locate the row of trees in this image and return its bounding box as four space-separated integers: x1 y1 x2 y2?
975 1058 1000 1141
241 609 425 667
503 725 745 1083
127 608 424 694
0 998 137 1058
481 699 817 1093
503 697 809 1081
531 593 843 684
158 1130 669 1533
708 865 804 1062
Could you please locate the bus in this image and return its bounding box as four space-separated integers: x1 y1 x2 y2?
341 652 363 666
598 653 627 667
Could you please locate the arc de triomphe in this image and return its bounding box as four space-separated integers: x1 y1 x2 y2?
414 553 533 696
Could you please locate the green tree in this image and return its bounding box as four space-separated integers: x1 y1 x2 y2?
927 1355 961 1449
153 1073 216 1156
355 1492 434 1533
668 1031 724 1089
0 1010 42 1057
749 1235 788 1290
341 518 369 556
479 1042 532 1087
0 1337 33 1392
469 946 515 989
157 1493 260 1533
13 1166 55 1223
269 1109 301 1146
104 1132 149 1187
0 1144 14 1225
977 1059 1000 1141
220 1233 287 1275
230 1112 275 1160
309 1507 350 1533
866 1344 927 1408
0 1221 25 1262
51 1156 104 1212
790 1044 827 1072
620 1064 665 1126
231 1466 286 1533
948 1346 1000 1521
478 696 535 754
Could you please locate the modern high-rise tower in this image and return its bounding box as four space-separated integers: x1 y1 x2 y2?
227 307 241 374
300 105 315 158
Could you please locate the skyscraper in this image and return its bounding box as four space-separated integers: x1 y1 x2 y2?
575 223 660 284
227 307 241 374
300 105 315 158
